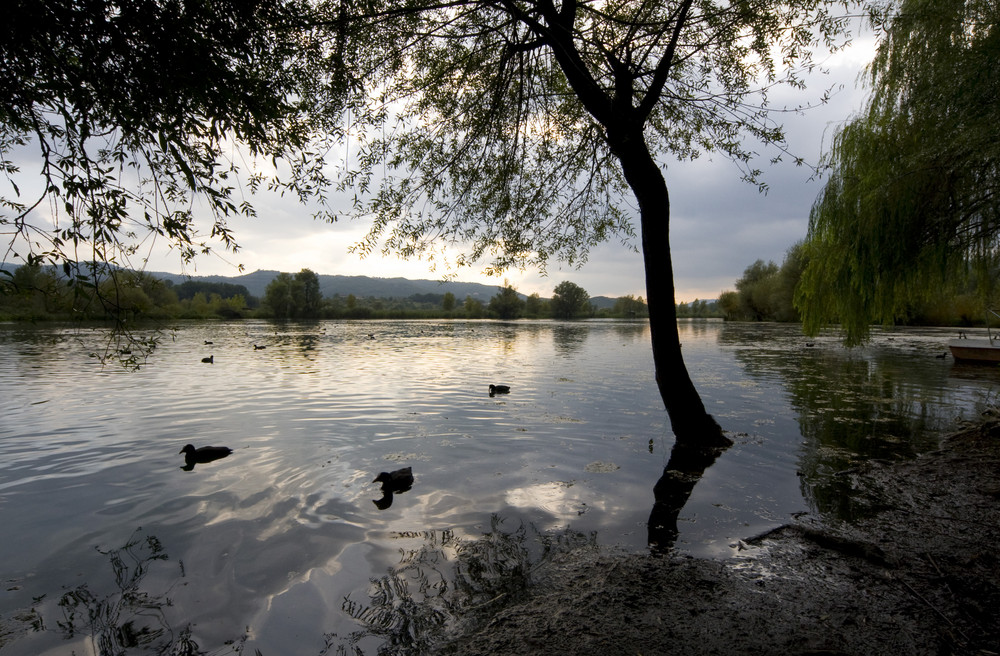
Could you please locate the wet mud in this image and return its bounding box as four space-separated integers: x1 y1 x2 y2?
447 419 1000 655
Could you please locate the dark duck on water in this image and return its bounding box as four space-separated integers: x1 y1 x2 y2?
373 467 414 493
489 384 510 396
179 444 233 470
372 467 414 509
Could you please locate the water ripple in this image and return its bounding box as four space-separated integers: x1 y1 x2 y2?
0 320 994 655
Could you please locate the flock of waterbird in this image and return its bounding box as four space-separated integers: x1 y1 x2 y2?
183 330 510 509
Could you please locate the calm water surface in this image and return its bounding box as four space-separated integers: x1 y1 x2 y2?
0 319 995 654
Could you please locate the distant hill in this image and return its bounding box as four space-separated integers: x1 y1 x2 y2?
590 296 617 310
150 269 512 301
150 271 642 307
2 263 635 305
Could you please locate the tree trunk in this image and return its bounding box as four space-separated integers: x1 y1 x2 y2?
609 125 730 448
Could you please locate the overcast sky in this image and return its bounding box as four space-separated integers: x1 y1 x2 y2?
7 26 878 303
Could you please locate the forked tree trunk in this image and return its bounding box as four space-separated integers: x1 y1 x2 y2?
609 125 730 448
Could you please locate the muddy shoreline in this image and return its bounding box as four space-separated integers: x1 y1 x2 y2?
447 419 1000 655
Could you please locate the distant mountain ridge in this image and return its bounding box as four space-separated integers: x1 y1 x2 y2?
152 269 505 302
1 263 623 308
149 270 623 308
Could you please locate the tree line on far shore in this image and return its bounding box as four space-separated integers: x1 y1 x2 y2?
0 265 656 322
718 241 992 329
14 249 986 330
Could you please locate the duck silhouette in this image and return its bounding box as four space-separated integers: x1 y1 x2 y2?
179 444 232 471
253 344 266 350
373 467 414 493
372 467 413 510
201 355 214 364
372 467 414 510
489 384 511 396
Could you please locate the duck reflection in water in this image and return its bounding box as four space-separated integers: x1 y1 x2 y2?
373 467 414 509
179 444 233 471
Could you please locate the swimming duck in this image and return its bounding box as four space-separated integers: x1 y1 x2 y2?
253 344 266 350
373 466 414 493
489 384 511 396
179 444 233 465
201 355 214 364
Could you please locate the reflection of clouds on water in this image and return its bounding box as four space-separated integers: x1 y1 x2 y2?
2 319 867 653
0 320 667 654
165 507 368 648
504 482 596 519
5 318 987 653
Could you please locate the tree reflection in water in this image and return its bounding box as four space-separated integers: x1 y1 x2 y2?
55 530 214 656
647 439 732 553
329 515 597 654
0 529 250 656
726 332 955 522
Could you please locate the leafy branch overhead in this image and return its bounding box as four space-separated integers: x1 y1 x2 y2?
0 0 336 274
323 0 855 273
2 0 856 279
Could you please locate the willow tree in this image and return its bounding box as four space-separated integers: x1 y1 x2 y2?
322 0 854 445
797 0 1000 344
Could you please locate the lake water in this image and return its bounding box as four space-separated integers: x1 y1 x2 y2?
0 319 995 654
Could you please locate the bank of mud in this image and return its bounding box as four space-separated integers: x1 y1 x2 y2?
447 418 1000 655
